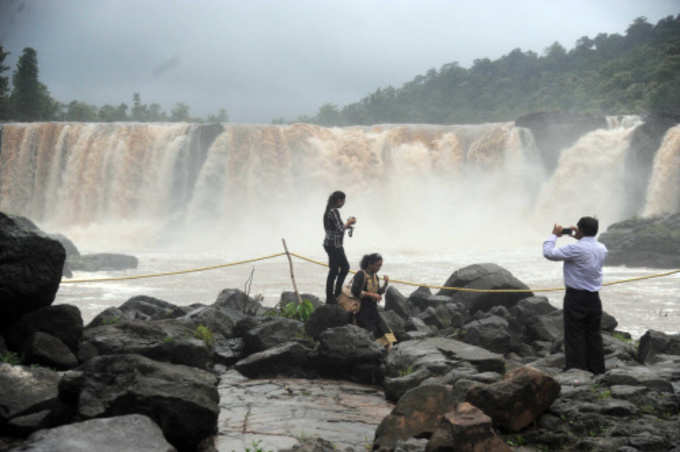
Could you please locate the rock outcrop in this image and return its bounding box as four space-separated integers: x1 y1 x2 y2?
599 213 680 268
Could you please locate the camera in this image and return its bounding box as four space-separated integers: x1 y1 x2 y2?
562 228 574 236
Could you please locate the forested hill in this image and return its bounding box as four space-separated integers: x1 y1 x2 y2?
300 15 680 126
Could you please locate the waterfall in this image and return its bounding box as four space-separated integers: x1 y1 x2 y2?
531 117 643 226
0 119 676 252
642 125 680 216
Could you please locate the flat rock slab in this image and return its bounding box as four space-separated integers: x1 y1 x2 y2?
215 370 393 451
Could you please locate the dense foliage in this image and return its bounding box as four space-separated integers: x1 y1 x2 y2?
0 47 229 123
300 15 680 126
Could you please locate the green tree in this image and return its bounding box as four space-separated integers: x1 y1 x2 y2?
11 47 53 121
147 103 167 121
170 102 190 121
65 100 98 121
0 46 11 120
206 108 228 123
131 92 148 121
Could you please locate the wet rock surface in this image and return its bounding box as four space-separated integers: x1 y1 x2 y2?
599 213 680 268
214 370 393 452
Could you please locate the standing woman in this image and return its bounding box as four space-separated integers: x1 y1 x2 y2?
352 253 395 348
323 191 356 304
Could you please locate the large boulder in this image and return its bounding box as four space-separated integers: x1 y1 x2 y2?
515 111 607 173
214 288 263 316
599 214 680 268
22 332 79 370
373 385 462 451
304 304 352 340
0 363 73 436
118 295 186 321
5 304 83 353
242 318 306 354
638 330 680 364
437 263 532 314
15 414 176 452
462 315 513 354
234 341 314 378
0 213 65 333
61 353 218 452
68 253 138 271
78 320 212 369
465 366 561 432
425 402 512 452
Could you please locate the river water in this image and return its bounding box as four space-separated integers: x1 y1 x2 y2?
54 243 679 339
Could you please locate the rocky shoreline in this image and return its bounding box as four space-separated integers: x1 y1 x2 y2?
1 212 679 451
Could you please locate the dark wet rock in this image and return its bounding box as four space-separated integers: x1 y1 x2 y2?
64 353 218 452
638 329 680 364
515 111 607 173
0 335 7 354
437 263 532 314
601 311 618 332
234 341 314 378
213 337 245 366
243 317 306 354
417 306 446 330
525 310 563 344
510 296 558 318
0 213 65 334
381 310 407 341
214 288 263 316
383 367 433 402
425 402 511 452
5 304 83 354
68 253 138 271
387 337 505 377
410 294 452 314
462 315 513 354
466 366 561 432
118 295 186 321
317 324 383 365
22 332 78 370
304 304 352 340
0 363 72 436
385 286 411 320
49 233 79 278
78 319 212 369
179 305 242 340
599 366 675 393
404 316 433 337
602 333 638 364
599 213 680 268
406 286 432 313
14 414 176 452
278 292 323 310
85 307 126 329
374 385 462 451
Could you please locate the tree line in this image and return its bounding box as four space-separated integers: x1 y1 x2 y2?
0 47 228 123
298 15 680 126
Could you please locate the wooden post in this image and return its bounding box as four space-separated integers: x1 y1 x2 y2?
282 238 303 305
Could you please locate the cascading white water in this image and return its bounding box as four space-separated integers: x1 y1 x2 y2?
0 121 549 253
532 116 643 226
642 125 680 216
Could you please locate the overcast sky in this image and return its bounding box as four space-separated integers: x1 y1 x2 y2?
1 0 678 122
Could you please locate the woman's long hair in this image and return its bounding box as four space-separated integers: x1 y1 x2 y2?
323 191 346 229
360 253 383 271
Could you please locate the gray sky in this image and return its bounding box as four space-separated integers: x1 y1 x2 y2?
1 0 678 122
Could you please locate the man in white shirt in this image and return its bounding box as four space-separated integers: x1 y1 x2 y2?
543 216 608 374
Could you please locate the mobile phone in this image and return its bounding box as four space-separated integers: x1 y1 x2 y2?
562 228 573 236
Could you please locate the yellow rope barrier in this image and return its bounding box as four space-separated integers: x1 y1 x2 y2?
288 252 680 293
60 252 287 283
59 249 680 293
